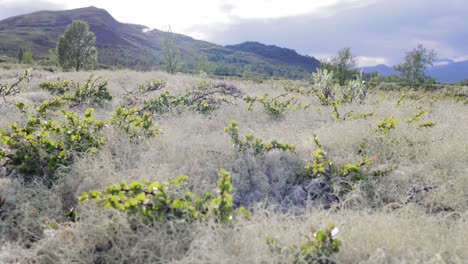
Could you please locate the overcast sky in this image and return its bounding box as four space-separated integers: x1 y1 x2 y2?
1 0 467 66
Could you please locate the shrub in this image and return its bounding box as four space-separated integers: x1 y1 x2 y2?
142 80 242 114
311 69 336 105
138 79 166 93
78 169 249 223
376 117 399 135
340 71 368 104
0 68 31 104
343 110 375 120
405 109 436 128
0 108 106 183
267 224 341 264
301 134 377 198
244 93 305 118
224 120 295 155
111 106 160 138
39 75 112 106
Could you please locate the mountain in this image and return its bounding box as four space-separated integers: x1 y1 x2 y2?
0 7 319 78
428 60 468 83
225 42 320 71
362 62 468 83
361 64 397 77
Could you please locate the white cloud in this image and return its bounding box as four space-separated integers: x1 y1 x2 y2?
356 56 388 67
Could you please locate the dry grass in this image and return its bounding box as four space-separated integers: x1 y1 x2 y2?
1 68 467 263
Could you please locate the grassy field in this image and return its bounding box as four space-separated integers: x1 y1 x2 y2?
0 68 467 263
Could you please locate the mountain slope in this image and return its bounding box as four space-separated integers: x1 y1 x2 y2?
361 64 397 77
225 41 320 71
428 60 468 83
362 62 468 83
0 7 319 78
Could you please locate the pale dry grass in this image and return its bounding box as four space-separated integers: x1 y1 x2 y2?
0 68 467 263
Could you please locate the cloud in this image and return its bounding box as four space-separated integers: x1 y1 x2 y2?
186 0 468 65
0 0 65 20
356 56 389 67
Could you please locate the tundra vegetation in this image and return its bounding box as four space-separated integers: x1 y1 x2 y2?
0 64 467 264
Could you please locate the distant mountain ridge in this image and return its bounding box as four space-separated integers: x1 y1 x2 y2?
361 64 397 76
0 6 320 78
361 62 468 83
226 42 320 71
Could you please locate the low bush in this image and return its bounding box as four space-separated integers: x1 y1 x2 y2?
0 108 106 183
79 169 250 223
39 75 112 106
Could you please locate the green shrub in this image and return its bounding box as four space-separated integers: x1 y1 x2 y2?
341 71 368 104
138 79 166 92
302 134 377 197
311 68 336 105
405 109 436 128
39 75 112 106
244 93 305 118
111 106 160 138
343 110 375 120
304 134 332 177
142 80 242 114
267 224 341 264
376 117 399 135
78 169 250 223
39 80 75 96
0 68 31 104
0 108 106 183
224 120 295 155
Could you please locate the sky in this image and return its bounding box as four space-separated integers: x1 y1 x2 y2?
1 0 467 67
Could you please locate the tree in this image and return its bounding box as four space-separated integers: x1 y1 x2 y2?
57 20 97 71
48 49 59 66
331 47 357 86
394 44 436 88
162 26 180 74
196 54 212 74
18 47 33 64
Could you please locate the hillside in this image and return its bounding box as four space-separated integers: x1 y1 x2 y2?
362 62 468 83
0 7 319 78
225 41 320 71
427 60 468 83
361 64 397 77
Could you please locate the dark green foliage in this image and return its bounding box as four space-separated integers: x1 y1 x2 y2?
224 120 295 155
57 20 98 71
